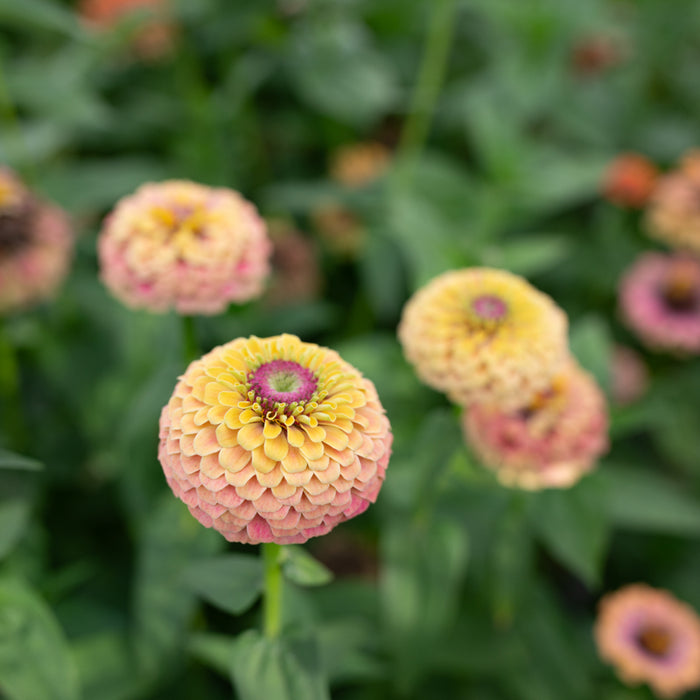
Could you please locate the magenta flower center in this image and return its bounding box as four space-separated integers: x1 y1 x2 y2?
471 294 508 320
250 360 318 405
636 625 673 658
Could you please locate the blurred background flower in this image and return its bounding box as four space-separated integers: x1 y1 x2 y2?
0 168 72 313
98 180 271 314
595 585 700 698
462 360 608 490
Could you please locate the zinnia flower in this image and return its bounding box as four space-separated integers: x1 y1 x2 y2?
602 154 658 208
0 168 72 314
611 345 648 406
98 180 271 315
329 142 391 188
462 360 608 490
647 150 700 255
158 334 392 544
619 252 700 354
79 0 174 59
595 584 700 698
571 34 624 77
398 267 569 410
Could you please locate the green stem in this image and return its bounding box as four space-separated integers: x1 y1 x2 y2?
262 542 283 639
181 315 199 365
394 0 459 187
0 319 26 452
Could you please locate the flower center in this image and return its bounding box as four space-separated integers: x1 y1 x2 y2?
249 360 318 407
471 294 508 321
636 625 673 658
661 262 699 312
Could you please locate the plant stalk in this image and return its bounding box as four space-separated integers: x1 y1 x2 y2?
262 542 283 639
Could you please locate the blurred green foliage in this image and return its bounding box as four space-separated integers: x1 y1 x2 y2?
2 0 700 698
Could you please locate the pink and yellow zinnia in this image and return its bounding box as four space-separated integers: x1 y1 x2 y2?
398 267 569 410
158 334 392 544
98 180 271 315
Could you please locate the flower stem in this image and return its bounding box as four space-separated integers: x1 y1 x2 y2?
181 315 199 365
394 0 459 186
0 319 26 452
262 542 283 639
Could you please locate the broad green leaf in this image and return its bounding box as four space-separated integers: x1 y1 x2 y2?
599 465 700 535
280 546 333 587
231 629 329 700
181 553 264 615
530 477 609 587
0 579 79 700
481 234 571 277
316 619 384 684
0 467 39 560
0 450 42 471
132 496 223 676
0 0 86 38
189 632 236 677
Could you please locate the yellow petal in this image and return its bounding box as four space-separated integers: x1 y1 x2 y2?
237 422 265 451
264 433 289 462
322 425 349 451
193 426 219 456
263 422 282 439
219 446 251 472
215 423 238 448
282 447 308 474
286 425 305 448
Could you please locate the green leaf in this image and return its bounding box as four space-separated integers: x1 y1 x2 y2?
530 477 609 587
181 553 264 615
0 579 79 700
0 0 86 38
132 496 223 676
231 630 329 700
0 467 39 560
0 450 42 471
480 234 571 277
569 315 612 392
599 465 700 535
189 632 236 678
280 546 333 587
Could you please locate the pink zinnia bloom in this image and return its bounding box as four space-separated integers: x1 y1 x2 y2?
98 180 271 315
462 360 608 490
619 252 700 354
0 168 72 314
158 334 392 544
595 584 700 698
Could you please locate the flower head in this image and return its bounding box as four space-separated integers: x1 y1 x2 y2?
571 34 624 77
158 334 392 544
329 142 391 188
595 584 700 698
398 268 569 410
462 360 608 490
98 180 271 315
647 150 700 255
602 154 658 208
0 168 72 314
79 0 174 59
619 252 700 354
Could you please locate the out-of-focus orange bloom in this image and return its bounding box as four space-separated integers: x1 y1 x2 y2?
602 154 658 208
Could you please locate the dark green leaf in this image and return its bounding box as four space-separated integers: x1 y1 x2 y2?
181 553 264 615
0 450 42 471
599 465 700 535
569 315 612 392
531 477 609 586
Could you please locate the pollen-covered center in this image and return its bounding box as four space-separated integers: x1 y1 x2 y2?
662 261 699 312
636 625 674 658
250 360 318 406
471 294 508 321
